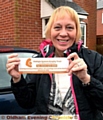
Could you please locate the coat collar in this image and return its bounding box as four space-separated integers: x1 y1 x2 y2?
39 39 83 57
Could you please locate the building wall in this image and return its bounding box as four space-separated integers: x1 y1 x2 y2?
13 0 42 50
74 0 97 50
0 1 15 45
0 0 96 51
96 8 103 55
0 0 42 51
97 9 103 35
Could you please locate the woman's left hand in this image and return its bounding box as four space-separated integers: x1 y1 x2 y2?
67 52 90 84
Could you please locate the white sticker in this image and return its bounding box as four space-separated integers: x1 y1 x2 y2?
19 58 69 74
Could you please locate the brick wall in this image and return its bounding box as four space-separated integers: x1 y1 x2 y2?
14 0 42 50
74 0 97 50
0 0 15 45
96 9 103 55
0 0 42 51
97 9 103 35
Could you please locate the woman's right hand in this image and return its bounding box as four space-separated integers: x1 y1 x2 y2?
6 53 21 83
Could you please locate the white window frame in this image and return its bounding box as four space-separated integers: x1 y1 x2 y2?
80 22 86 47
42 17 49 38
68 0 73 1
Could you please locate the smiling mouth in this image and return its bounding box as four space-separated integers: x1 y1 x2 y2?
57 39 69 42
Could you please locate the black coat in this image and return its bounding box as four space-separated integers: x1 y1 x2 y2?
11 44 103 120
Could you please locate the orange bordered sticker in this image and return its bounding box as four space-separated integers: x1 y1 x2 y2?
19 58 69 74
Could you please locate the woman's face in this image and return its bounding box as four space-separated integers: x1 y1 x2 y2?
50 14 77 53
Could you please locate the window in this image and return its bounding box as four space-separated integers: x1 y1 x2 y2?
0 51 38 88
42 17 49 38
68 0 73 1
80 22 86 47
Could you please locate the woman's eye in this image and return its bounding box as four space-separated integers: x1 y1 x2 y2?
54 26 61 30
67 26 74 30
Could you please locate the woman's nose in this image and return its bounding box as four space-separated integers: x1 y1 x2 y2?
59 28 68 36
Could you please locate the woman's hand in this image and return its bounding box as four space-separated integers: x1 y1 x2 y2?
6 53 21 83
67 52 90 84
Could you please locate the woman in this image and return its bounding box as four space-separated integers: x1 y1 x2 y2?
6 6 103 120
